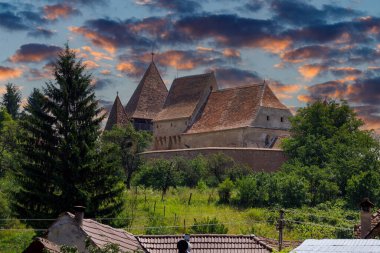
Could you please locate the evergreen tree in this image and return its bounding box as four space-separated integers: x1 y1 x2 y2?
15 45 125 223
1 83 21 119
14 89 58 224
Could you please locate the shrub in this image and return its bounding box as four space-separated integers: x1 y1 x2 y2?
189 217 228 234
217 178 234 204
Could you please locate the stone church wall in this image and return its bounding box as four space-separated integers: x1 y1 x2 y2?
181 127 290 148
141 147 287 172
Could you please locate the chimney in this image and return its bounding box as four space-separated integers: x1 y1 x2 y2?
73 206 85 226
177 234 191 253
360 198 374 239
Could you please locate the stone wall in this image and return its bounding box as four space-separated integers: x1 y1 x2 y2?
181 127 290 149
141 147 287 172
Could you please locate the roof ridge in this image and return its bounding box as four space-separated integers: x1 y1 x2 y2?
215 83 264 92
174 72 213 81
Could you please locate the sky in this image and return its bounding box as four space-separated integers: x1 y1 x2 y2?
1 0 380 132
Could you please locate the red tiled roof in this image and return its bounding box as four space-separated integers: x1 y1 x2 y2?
137 234 273 253
186 83 290 134
154 72 217 121
105 95 129 131
186 84 262 134
60 212 142 252
81 218 141 252
126 62 168 120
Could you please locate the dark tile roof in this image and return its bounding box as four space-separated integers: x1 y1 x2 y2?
137 234 273 253
154 72 217 121
105 94 129 131
81 218 142 252
126 61 168 120
61 212 142 252
186 84 261 134
186 83 290 134
23 237 61 253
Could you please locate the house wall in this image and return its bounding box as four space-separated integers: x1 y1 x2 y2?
46 215 88 253
153 118 188 150
141 147 287 172
253 107 292 129
181 127 290 148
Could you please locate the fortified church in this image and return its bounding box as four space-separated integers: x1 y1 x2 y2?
105 58 292 162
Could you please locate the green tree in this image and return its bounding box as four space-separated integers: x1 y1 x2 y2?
14 45 125 223
1 83 21 119
0 109 19 177
282 100 380 205
102 124 152 189
217 178 234 204
133 159 181 197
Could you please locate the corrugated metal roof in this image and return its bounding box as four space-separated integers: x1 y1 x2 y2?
291 239 380 253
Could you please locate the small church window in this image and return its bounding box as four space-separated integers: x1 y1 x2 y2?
281 117 284 122
267 115 270 121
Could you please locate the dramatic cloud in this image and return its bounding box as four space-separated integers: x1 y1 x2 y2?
281 45 334 63
27 27 55 38
136 0 201 14
208 67 262 88
70 18 152 53
116 61 146 77
298 64 328 80
0 11 29 31
271 0 361 26
81 46 113 61
93 78 115 90
9 43 62 63
43 4 80 20
174 14 291 52
83 60 100 69
0 66 22 80
154 50 224 70
269 81 303 100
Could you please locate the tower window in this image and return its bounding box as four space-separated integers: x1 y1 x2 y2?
281 117 284 122
267 115 270 121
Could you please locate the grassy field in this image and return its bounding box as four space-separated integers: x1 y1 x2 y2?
0 187 359 252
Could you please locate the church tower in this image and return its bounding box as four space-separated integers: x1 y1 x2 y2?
104 92 129 131
125 56 168 131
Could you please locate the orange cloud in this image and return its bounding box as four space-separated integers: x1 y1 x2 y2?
256 37 292 54
44 4 79 20
82 46 113 61
223 48 240 58
116 62 143 76
297 94 312 103
0 86 5 95
83 60 100 69
271 83 302 94
155 51 197 70
0 66 22 81
298 64 327 80
100 69 111 75
69 26 116 54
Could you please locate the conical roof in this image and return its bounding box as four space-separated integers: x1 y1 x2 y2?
105 94 129 130
125 61 168 120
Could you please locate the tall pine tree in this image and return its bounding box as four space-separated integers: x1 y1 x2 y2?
1 83 21 119
15 45 125 224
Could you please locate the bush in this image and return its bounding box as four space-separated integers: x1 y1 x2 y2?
189 217 228 234
217 178 234 204
235 173 272 207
